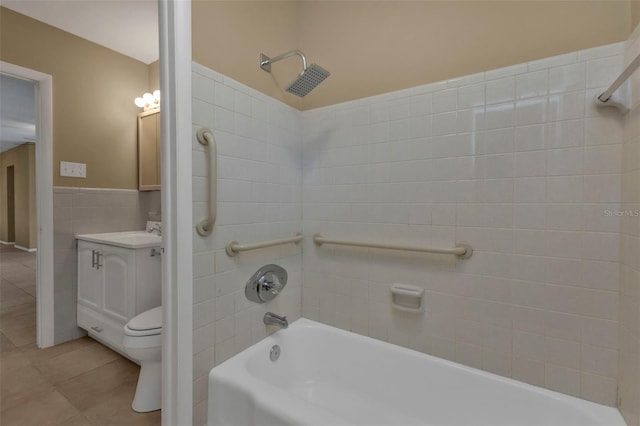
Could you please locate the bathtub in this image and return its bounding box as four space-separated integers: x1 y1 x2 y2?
207 318 624 426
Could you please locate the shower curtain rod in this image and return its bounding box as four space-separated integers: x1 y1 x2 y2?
597 53 640 104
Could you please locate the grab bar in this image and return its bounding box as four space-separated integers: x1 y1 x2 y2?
196 128 216 236
226 233 303 257
313 233 473 259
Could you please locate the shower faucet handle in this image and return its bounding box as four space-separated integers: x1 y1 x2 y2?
259 272 283 295
245 264 288 304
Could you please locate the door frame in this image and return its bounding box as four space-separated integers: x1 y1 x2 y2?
0 61 55 348
158 0 193 424
6 165 15 243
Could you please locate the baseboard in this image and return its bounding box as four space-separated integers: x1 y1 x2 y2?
0 240 15 246
14 245 37 253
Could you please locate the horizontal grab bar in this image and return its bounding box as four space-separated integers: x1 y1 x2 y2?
225 233 303 257
313 233 472 259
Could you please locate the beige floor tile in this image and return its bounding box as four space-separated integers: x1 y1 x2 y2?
0 332 19 354
0 261 31 274
1 365 54 409
1 297 36 315
22 259 36 271
13 277 36 289
2 307 37 328
1 296 36 314
1 320 37 347
1 266 36 285
81 381 160 426
21 337 97 365
0 281 32 303
33 341 121 385
1 389 80 426
55 414 94 426
57 358 140 411
1 350 33 373
20 286 37 297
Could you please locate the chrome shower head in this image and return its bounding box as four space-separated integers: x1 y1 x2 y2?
285 64 330 97
260 50 330 97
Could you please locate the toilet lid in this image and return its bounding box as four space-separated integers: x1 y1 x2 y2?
128 306 162 331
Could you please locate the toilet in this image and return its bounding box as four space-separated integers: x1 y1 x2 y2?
123 306 162 413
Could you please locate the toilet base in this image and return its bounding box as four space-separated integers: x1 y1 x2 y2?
132 360 161 412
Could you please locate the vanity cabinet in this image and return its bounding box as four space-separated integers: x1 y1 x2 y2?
77 238 161 352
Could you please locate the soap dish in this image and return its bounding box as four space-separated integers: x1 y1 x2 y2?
390 283 424 313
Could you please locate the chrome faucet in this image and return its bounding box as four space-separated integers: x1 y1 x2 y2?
148 223 162 236
263 312 288 329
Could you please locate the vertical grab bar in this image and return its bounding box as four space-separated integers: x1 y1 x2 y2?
195 128 216 236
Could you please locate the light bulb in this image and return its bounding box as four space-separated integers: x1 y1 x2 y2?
143 92 154 105
153 90 160 102
134 97 145 107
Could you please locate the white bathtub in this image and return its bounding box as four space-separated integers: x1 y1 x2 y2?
208 318 624 426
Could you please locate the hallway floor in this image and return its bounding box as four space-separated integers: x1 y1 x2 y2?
0 245 161 425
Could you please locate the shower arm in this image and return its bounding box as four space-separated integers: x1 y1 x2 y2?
260 50 307 73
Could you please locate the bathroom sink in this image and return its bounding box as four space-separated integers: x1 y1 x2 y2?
76 231 161 249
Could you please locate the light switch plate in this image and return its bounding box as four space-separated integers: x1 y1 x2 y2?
60 161 86 178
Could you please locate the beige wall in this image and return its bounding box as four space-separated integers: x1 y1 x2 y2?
0 143 36 249
632 0 640 31
193 1 632 110
0 7 151 189
192 0 303 110
149 60 160 92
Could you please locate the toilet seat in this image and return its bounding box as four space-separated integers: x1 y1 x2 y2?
127 306 162 331
124 306 162 340
122 306 162 351
123 331 162 349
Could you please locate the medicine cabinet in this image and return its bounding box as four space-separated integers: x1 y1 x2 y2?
138 109 160 191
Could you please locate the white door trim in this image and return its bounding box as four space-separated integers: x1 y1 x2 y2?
158 0 193 424
0 61 55 348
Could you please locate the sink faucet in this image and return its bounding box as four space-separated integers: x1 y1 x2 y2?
264 312 288 329
148 223 162 236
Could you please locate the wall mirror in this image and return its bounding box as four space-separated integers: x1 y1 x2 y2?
137 109 160 191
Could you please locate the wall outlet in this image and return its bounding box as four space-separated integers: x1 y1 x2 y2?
60 161 86 178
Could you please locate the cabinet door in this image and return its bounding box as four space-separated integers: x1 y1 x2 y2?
135 247 162 314
100 246 134 323
77 241 101 310
138 110 161 191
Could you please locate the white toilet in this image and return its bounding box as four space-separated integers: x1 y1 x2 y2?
123 306 162 413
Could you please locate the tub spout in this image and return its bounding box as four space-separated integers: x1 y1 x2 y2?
264 312 288 329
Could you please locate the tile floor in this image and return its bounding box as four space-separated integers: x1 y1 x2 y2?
1 245 161 425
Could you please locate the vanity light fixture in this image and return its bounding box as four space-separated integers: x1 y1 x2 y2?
134 90 160 110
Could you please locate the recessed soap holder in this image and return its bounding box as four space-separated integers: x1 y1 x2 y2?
390 283 424 313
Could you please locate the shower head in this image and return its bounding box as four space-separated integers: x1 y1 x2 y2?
260 50 330 97
285 64 331 97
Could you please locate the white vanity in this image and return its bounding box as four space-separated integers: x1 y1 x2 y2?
76 231 161 354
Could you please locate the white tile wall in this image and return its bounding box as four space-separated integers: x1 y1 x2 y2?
301 42 625 406
53 187 160 343
191 63 303 426
191 40 635 425
618 22 640 426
